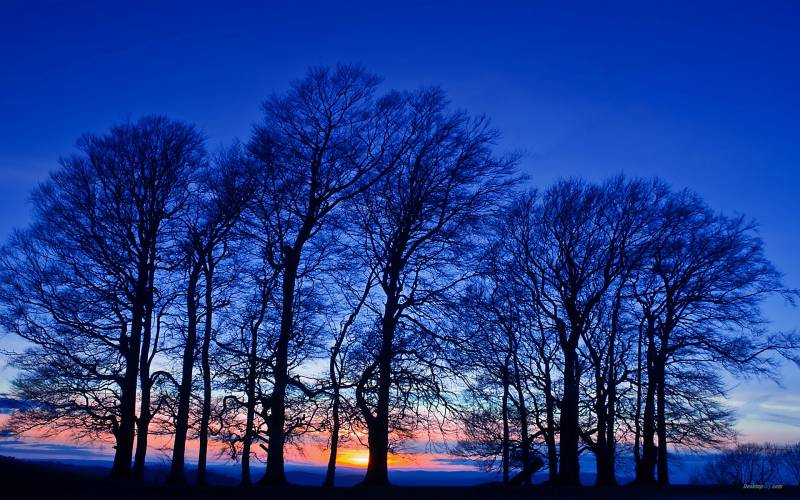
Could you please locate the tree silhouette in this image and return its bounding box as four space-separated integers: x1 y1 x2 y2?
350 88 517 485
0 116 203 479
503 180 635 485
246 64 412 485
631 189 798 484
465 177 798 486
167 146 258 484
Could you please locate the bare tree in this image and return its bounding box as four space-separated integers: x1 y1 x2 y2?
455 281 520 484
699 443 785 486
575 178 661 486
454 253 547 485
1 66 797 491
320 261 377 487
351 88 517 485
631 189 798 484
493 178 662 485
213 260 280 485
0 116 203 479
133 284 179 479
167 146 258 483
246 64 411 485
505 180 634 485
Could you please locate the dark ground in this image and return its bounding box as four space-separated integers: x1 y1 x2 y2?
0 456 797 500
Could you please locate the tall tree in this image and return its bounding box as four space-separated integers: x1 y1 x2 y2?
504 178 656 485
352 88 517 485
133 285 177 479
214 260 280 485
247 64 410 485
507 184 614 485
168 147 258 484
575 178 660 486
455 278 536 484
632 190 798 484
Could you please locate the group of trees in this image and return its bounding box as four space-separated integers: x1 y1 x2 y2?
0 65 796 487
454 178 798 485
695 442 800 486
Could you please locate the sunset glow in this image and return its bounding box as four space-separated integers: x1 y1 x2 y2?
0 419 475 472
338 449 370 468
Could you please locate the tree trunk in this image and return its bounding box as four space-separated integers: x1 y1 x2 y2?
167 265 201 484
197 257 215 486
595 452 614 487
512 351 530 484
112 336 140 479
325 270 371 487
593 382 615 485
242 278 270 486
197 260 214 486
323 389 340 487
501 365 510 484
509 456 545 486
596 450 617 487
241 324 258 486
641 381 658 483
133 254 157 480
543 366 558 482
639 323 658 483
656 367 669 485
132 361 151 480
595 297 620 487
364 417 390 486
261 251 299 486
601 379 618 486
361 288 398 487
545 427 558 482
132 288 155 480
110 263 148 479
634 322 644 479
557 343 581 485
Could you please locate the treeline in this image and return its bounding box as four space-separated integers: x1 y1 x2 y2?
0 65 797 487
695 443 800 486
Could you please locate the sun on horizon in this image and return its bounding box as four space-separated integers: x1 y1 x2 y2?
337 449 370 468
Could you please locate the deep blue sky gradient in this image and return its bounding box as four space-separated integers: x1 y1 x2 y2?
0 0 798 441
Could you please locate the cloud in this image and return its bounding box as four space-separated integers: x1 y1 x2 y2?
754 411 800 429
0 427 114 462
0 395 28 414
0 437 113 460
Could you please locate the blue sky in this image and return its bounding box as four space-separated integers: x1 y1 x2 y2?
0 0 798 444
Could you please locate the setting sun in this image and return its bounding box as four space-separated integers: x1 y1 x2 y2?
338 449 370 468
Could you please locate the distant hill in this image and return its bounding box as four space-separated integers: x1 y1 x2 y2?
1 455 797 500
1 452 710 486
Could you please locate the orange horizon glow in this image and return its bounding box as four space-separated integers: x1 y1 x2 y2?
336 448 370 467
0 414 471 471
3 412 798 471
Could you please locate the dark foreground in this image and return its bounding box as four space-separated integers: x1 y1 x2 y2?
1 456 796 500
